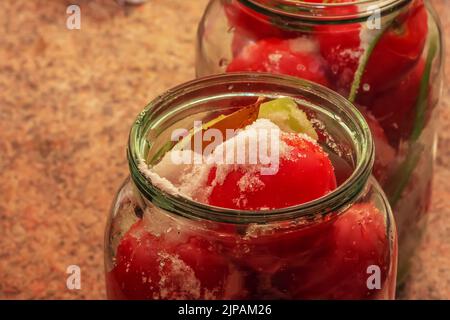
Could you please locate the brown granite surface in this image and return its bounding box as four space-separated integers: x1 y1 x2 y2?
0 0 448 299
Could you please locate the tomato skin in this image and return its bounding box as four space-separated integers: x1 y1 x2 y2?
207 133 337 210
107 220 233 300
314 2 361 94
360 2 428 95
227 37 330 86
325 203 391 299
174 236 232 295
314 1 427 98
226 211 336 298
317 23 362 95
106 221 163 300
239 218 336 271
359 58 425 148
271 203 391 299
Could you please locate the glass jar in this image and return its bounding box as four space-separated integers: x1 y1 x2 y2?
196 0 443 283
105 73 397 300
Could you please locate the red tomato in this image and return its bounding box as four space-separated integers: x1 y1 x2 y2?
317 22 361 95
327 203 391 299
299 1 360 94
225 0 358 56
237 218 336 272
360 58 425 148
107 220 233 299
271 203 391 299
106 221 163 299
227 37 330 86
360 2 428 95
207 133 337 210
175 236 232 295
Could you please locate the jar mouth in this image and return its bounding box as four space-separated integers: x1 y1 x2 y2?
243 0 411 23
128 73 374 224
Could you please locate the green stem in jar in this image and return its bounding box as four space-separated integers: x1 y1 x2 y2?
410 32 439 142
385 25 439 207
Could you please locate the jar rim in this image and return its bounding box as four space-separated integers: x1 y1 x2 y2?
128 73 374 224
241 0 412 23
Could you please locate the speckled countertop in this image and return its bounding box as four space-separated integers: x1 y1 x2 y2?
0 0 448 299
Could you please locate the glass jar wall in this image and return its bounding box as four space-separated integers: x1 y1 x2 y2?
105 73 397 299
195 0 443 283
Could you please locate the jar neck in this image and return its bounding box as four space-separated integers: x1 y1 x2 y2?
128 73 374 224
240 0 413 23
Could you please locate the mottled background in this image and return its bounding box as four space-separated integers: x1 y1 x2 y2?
0 0 448 299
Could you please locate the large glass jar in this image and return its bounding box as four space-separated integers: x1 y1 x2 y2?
105 73 397 300
196 0 443 283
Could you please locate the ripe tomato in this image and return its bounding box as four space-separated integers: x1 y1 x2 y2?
223 213 336 299
107 220 233 299
271 203 391 299
175 236 233 295
207 133 337 210
227 37 330 86
306 1 361 94
360 2 428 95
328 203 391 298
106 220 163 299
316 22 361 95
360 58 426 148
238 218 336 272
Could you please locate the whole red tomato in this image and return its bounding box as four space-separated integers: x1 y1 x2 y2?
207 133 337 210
317 22 362 95
361 59 426 148
271 203 391 299
107 220 234 299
